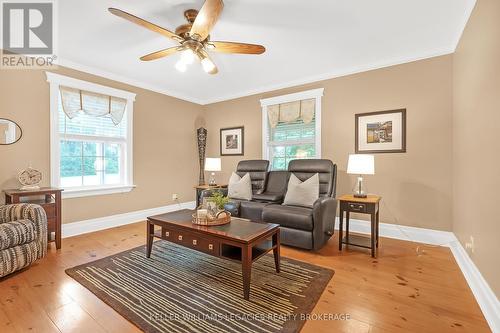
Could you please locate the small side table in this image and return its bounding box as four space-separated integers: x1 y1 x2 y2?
338 194 381 257
194 184 228 207
4 187 63 249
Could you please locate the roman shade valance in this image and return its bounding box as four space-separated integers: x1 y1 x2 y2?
267 98 315 128
59 86 127 125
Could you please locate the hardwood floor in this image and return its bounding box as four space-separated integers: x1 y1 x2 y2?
0 222 490 333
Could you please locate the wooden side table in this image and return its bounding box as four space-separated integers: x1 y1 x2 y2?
194 184 228 207
338 194 381 257
4 187 63 249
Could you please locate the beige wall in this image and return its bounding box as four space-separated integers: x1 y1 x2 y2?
0 67 202 223
204 55 454 231
453 0 500 296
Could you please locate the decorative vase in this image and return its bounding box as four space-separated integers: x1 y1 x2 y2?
197 127 207 185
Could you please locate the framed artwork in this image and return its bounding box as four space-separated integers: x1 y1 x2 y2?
220 126 244 156
355 109 406 153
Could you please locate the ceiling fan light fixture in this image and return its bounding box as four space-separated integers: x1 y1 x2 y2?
175 60 187 72
201 57 216 73
180 49 196 64
109 0 265 75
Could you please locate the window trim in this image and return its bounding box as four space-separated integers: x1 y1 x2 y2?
260 88 323 167
46 72 136 198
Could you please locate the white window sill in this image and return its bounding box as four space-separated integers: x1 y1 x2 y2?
61 185 136 199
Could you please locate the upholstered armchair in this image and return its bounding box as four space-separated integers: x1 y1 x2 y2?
0 204 48 277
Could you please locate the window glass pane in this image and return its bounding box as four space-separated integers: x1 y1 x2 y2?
60 155 83 187
267 103 317 171
83 142 100 158
56 87 130 190
272 146 285 157
271 144 316 171
270 118 315 143
60 140 81 157
285 144 316 159
272 158 286 171
104 143 121 185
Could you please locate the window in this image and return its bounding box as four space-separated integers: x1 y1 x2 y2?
261 88 323 170
46 72 136 198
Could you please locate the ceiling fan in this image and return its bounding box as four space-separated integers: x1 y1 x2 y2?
108 0 266 74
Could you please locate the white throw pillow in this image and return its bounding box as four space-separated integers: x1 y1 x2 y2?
228 172 252 201
283 173 319 208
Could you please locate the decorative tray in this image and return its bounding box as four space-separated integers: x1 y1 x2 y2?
192 210 231 226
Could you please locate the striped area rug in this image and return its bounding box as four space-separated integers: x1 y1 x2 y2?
66 241 334 333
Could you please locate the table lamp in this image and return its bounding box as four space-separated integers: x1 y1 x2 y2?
204 158 221 186
347 154 375 198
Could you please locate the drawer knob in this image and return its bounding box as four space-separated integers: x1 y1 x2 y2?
192 239 197 245
178 235 183 241
208 244 213 250
165 231 169 237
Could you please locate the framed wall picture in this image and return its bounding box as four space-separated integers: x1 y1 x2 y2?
355 109 406 153
220 126 244 156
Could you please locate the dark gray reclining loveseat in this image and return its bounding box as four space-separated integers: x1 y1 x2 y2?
202 159 337 250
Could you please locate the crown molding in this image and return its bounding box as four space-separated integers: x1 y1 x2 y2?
57 48 454 106
56 57 205 105
202 48 455 105
45 71 136 101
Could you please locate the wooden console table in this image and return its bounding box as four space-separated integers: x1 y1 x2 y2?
4 187 63 249
338 194 381 257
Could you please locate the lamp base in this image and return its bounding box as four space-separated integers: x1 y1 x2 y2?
352 176 367 198
208 172 217 186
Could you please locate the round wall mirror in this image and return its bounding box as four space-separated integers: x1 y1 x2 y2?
0 118 22 145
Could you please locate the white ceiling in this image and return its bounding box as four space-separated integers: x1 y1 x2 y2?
58 0 476 104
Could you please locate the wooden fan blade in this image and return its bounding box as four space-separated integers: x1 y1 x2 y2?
190 0 224 41
140 47 180 61
108 8 183 42
210 41 265 54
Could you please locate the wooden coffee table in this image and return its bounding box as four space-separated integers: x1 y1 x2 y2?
146 209 280 300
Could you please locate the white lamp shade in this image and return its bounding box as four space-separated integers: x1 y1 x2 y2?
204 158 221 172
347 154 375 175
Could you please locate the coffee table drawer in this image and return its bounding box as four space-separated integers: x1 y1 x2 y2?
166 229 220 256
186 235 220 256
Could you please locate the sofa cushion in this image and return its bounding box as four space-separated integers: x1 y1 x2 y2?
0 219 37 250
283 173 319 208
228 172 252 201
239 201 270 222
252 192 284 203
235 160 269 194
288 159 336 197
262 205 314 231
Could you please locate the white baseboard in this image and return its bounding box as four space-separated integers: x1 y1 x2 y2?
341 217 499 332
61 201 196 238
334 217 457 246
448 240 500 333
61 208 498 332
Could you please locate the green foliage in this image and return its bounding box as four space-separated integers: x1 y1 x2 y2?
272 144 316 170
211 190 230 210
60 140 120 177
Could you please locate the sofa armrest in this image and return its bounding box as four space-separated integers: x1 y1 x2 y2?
311 197 337 250
0 203 47 239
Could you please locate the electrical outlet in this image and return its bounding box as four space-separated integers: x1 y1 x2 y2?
465 236 475 253
172 193 179 201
